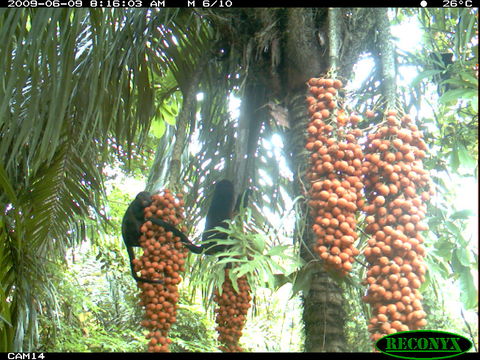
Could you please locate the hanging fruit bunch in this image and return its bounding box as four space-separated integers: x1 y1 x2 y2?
305 77 363 275
361 110 433 342
213 268 252 352
134 189 188 352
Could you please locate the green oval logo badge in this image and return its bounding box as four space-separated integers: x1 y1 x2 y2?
375 330 473 359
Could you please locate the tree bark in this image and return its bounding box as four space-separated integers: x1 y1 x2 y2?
284 8 324 91
165 69 201 191
234 79 265 194
286 92 347 352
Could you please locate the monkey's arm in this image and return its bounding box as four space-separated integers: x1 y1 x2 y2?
147 218 204 254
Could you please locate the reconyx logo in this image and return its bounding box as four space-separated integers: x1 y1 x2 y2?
375 330 473 359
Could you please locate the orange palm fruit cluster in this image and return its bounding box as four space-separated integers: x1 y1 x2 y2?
305 77 363 275
135 190 188 352
213 268 252 352
361 111 434 341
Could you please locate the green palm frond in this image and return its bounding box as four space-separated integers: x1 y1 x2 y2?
0 9 186 350
0 9 181 176
1 202 61 351
24 142 106 258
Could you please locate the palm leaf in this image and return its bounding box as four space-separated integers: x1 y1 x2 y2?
25 142 106 258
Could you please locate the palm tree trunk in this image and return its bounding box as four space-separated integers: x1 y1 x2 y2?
166 68 202 190
234 80 266 193
302 266 347 352
286 92 347 352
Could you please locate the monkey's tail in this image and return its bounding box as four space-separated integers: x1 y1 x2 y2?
127 246 165 284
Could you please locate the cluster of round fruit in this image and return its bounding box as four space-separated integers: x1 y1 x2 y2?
305 77 364 275
136 190 188 352
361 111 434 341
213 268 252 352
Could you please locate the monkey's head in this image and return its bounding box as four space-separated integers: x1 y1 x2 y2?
135 191 153 208
215 180 234 194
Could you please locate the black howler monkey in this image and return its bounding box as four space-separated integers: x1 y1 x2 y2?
122 191 200 283
201 179 250 255
122 182 250 278
201 180 236 255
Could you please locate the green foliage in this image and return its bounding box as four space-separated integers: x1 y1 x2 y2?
169 303 218 352
189 206 302 310
37 245 144 352
343 285 371 352
37 242 219 352
395 7 478 314
0 9 187 350
0 9 181 178
424 180 478 310
240 287 304 352
422 282 478 350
